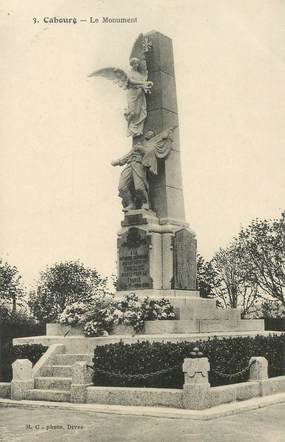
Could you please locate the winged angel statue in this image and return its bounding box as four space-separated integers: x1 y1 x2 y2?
111 127 177 211
89 33 153 137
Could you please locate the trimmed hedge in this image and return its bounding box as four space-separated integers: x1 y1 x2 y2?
92 334 285 389
13 344 48 364
0 316 46 382
0 343 47 382
264 318 285 331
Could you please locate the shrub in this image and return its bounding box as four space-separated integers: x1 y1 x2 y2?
92 334 285 388
0 310 45 382
260 300 285 319
12 344 48 364
1 343 47 382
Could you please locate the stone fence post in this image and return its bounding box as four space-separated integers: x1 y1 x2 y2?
11 359 34 400
182 356 210 409
249 357 268 381
70 360 93 403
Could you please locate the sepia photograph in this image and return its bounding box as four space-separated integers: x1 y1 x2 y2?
0 1 284 441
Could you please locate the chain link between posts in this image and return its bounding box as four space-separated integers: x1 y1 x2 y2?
87 364 182 381
210 360 255 380
87 361 258 382
87 361 285 382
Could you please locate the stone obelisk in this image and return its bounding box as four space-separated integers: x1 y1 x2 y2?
117 31 197 295
145 31 185 225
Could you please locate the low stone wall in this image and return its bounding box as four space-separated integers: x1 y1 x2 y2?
87 386 183 408
85 376 285 409
6 353 285 409
0 382 11 398
46 319 264 338
85 356 285 410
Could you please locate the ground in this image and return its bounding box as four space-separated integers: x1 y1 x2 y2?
0 403 285 442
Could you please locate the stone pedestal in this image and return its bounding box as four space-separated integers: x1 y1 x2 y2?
249 357 268 381
71 360 93 403
117 209 196 292
182 357 210 410
11 359 34 400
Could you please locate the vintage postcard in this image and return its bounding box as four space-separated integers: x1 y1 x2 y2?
0 1 284 441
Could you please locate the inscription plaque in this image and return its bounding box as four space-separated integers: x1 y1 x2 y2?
173 229 197 290
117 227 153 291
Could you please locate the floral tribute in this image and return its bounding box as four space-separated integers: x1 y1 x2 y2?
59 293 176 337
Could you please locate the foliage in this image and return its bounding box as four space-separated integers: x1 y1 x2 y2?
209 241 261 317
12 344 48 365
238 213 285 305
0 310 45 381
258 300 285 319
196 213 285 316
196 254 216 298
0 259 24 312
59 293 176 337
92 334 285 388
1 343 47 383
28 260 109 323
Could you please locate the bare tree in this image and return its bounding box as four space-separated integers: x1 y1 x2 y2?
209 242 261 317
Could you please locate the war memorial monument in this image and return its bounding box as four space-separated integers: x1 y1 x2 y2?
9 32 274 408
88 31 263 334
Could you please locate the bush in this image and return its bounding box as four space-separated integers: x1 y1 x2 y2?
1 343 47 382
13 344 48 364
92 334 285 389
260 300 285 319
0 309 45 381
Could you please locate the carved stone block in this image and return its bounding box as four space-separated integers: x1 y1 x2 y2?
173 229 197 290
117 227 153 291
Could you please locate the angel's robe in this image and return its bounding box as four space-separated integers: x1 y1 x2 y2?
125 69 147 137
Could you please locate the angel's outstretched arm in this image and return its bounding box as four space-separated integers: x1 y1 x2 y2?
128 77 153 88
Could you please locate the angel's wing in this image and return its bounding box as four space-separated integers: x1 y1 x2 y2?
88 67 128 89
142 126 177 174
130 34 145 62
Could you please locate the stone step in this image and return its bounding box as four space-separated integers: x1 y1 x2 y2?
53 353 91 366
41 365 72 377
35 377 72 390
25 389 71 402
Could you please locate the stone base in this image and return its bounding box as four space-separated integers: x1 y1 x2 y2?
86 386 183 408
116 289 200 298
117 209 197 291
13 330 275 354
46 313 264 338
11 380 34 400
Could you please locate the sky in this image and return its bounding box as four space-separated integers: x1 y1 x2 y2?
0 0 284 289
